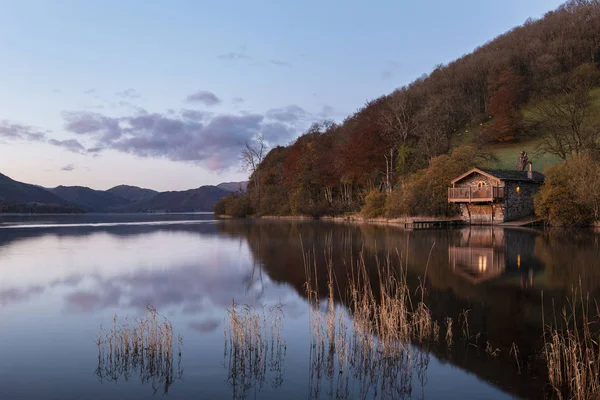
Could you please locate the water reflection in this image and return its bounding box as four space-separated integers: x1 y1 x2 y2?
95 307 183 394
0 217 599 399
223 303 286 399
447 228 541 288
449 229 506 284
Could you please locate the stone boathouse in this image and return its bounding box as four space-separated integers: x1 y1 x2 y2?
448 166 545 224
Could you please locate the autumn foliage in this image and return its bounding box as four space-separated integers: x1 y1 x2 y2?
219 0 600 219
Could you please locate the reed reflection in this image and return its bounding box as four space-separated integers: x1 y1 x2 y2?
95 307 183 395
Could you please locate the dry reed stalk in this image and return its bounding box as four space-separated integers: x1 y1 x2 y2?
542 286 600 400
304 244 438 399
95 306 183 394
224 301 286 399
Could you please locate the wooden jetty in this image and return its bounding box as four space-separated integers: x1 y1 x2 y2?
404 220 464 230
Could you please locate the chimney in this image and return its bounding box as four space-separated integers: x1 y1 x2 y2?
527 163 533 180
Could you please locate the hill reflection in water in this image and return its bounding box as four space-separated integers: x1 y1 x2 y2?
0 216 598 399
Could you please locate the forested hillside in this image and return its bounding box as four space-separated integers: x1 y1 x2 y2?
217 0 600 219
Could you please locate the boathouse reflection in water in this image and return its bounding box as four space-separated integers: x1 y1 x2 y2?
449 228 538 288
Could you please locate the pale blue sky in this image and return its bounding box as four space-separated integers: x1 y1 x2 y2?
0 0 564 191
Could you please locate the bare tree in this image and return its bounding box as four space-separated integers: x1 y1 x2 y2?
532 63 600 159
241 134 267 205
378 89 417 193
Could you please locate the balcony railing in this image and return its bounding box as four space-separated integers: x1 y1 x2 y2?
448 186 504 203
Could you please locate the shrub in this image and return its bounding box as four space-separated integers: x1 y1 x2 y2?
534 154 600 226
361 189 386 219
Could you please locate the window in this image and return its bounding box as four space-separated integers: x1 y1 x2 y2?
476 181 487 190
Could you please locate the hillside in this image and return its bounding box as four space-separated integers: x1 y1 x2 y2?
50 186 131 212
126 186 230 212
0 173 72 206
219 0 600 219
217 181 248 193
106 185 158 202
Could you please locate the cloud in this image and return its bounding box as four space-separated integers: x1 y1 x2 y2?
270 59 292 68
232 97 244 105
218 51 252 61
48 138 86 153
116 88 141 99
181 109 211 121
61 164 76 171
0 120 89 154
62 111 122 141
59 103 311 171
84 88 96 95
62 109 267 170
265 105 309 123
185 90 221 106
0 120 47 141
317 105 337 119
189 319 221 334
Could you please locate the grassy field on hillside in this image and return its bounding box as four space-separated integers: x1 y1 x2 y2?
451 87 600 173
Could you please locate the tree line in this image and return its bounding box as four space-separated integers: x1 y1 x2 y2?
216 0 600 221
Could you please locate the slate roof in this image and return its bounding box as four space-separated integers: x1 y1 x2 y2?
480 169 545 182
451 168 545 184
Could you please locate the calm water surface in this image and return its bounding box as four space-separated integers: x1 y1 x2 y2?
0 213 598 399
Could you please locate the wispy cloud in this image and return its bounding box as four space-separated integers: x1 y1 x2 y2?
48 138 86 153
61 164 76 171
270 59 292 68
84 88 97 95
218 51 252 61
116 88 141 99
232 97 244 105
0 120 47 141
185 90 221 106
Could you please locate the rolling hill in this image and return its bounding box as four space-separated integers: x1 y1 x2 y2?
0 173 71 205
50 186 132 212
124 186 230 212
217 181 248 193
0 174 242 213
106 185 158 202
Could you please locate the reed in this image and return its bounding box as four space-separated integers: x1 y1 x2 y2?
224 300 286 399
95 306 183 394
303 244 438 399
542 287 600 400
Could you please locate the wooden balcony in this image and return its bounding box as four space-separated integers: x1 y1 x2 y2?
448 186 504 203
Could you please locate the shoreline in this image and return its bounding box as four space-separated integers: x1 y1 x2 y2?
217 214 600 229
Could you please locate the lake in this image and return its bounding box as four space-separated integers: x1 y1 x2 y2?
0 213 598 399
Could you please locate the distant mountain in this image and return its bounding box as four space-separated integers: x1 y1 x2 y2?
0 172 233 214
125 186 230 212
106 185 158 203
217 181 248 193
50 186 131 212
0 173 72 206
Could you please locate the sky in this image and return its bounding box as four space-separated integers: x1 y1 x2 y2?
0 0 565 192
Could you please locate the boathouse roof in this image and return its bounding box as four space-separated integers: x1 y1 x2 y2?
451 168 545 184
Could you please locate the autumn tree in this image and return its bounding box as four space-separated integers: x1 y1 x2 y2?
483 69 524 142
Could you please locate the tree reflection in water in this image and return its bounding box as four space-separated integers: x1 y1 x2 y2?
95 306 183 394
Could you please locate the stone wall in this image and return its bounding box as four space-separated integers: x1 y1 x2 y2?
460 204 505 224
455 174 502 189
455 172 504 224
502 181 541 221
